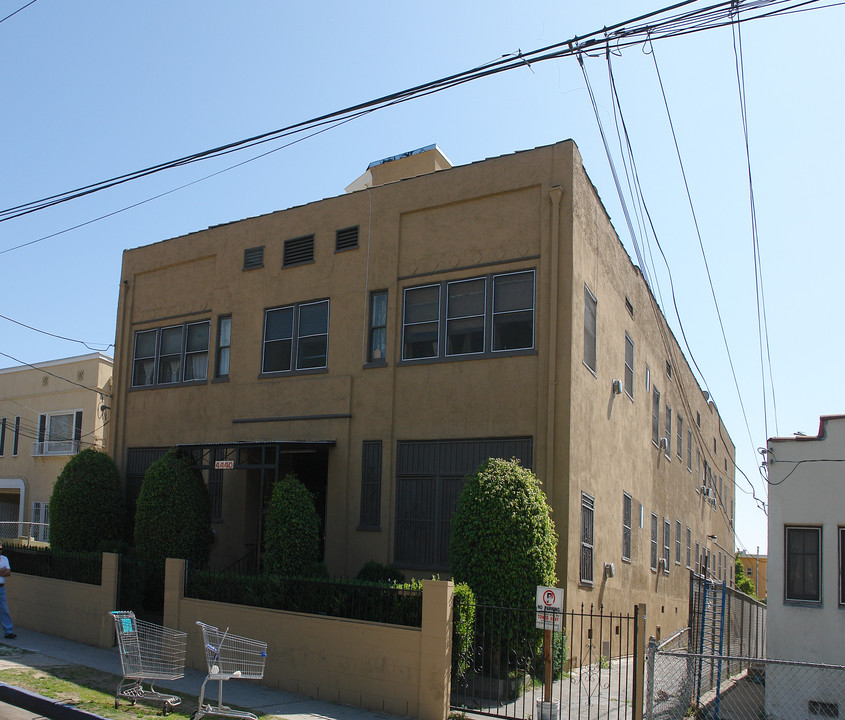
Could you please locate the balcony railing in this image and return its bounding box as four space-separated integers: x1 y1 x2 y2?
0 521 49 544
31 439 80 456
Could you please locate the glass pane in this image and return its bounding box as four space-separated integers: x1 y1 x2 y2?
160 326 183 355
494 272 534 312
217 346 230 377
263 339 291 373
218 317 231 347
447 278 485 318
447 317 484 355
370 327 386 361
404 286 439 324
371 293 387 328
184 352 208 381
265 307 293 341
297 335 328 369
134 330 157 358
47 414 73 441
492 310 533 350
299 301 328 336
158 356 181 384
186 322 210 352
403 322 438 359
133 358 154 386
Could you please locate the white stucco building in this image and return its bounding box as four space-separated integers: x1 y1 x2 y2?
765 414 844 719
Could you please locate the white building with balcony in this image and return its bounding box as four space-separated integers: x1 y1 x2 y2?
0 353 112 542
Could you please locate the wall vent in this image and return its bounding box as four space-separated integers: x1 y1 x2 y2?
283 235 315 267
243 246 264 270
335 226 359 252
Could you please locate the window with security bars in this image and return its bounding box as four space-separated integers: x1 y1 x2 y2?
622 493 632 561
32 502 49 542
359 441 382 529
580 492 595 585
786 526 821 602
283 235 315 267
335 226 359 252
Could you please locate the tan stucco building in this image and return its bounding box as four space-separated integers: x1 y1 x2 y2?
0 353 113 541
737 552 767 599
109 141 735 631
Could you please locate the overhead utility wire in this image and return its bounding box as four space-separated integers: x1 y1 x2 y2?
0 0 824 224
0 0 37 25
0 350 109 395
0 312 113 351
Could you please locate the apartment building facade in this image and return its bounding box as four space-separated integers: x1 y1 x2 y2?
109 141 735 626
0 353 113 541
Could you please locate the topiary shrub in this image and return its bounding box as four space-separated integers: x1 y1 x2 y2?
263 473 321 577
356 560 406 584
133 449 212 606
450 457 557 608
49 448 124 551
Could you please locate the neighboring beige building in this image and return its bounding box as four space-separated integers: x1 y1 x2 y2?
109 141 735 631
0 353 113 541
737 552 767 599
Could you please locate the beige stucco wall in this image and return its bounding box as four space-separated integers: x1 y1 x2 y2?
164 559 452 720
0 353 113 529
111 140 735 635
6 552 118 647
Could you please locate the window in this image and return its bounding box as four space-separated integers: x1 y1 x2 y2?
624 334 634 398
645 365 651 392
583 285 597 372
697 411 701 427
0 417 5 456
132 321 210 387
687 430 692 470
677 416 683 460
335 226 359 252
746 566 753 577
13 417 19 456
243 246 264 270
35 410 82 456
215 316 231 378
665 405 672 457
686 527 692 568
580 493 595 585
652 387 660 445
283 234 314 267
695 542 700 574
666 360 672 379
401 271 534 362
622 493 632 561
447 278 485 356
840 528 844 606
368 291 388 363
675 520 682 565
625 297 634 318
359 441 382 529
663 518 671 573
786 526 821 602
32 501 49 543
262 300 329 373
650 513 658 571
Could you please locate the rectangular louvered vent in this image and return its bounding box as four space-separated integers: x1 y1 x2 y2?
283 235 315 267
335 226 359 252
243 246 264 270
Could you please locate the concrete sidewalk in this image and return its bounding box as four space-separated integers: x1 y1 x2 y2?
0 628 406 720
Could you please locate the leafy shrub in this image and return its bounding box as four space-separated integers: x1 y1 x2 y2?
452 582 476 677
449 458 557 608
49 449 124 551
263 473 321 577
133 449 212 605
356 560 406 584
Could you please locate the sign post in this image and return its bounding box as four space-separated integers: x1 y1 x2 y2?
536 586 563 712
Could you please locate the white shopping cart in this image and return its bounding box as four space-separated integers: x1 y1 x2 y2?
194 621 268 720
111 610 186 715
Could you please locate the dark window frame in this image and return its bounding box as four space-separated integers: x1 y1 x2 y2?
652 387 661 446
663 518 671 574
261 299 330 375
12 417 20 456
583 284 597 373
622 492 632 562
131 320 211 389
215 315 232 379
785 525 822 603
367 291 388 365
580 492 595 586
624 333 634 399
0 417 5 457
650 512 659 571
358 441 382 530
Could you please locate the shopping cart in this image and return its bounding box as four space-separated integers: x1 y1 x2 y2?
194 621 268 720
110 610 186 715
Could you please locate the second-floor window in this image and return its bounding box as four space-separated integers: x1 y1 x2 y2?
401 270 534 362
624 334 634 398
35 410 82 456
132 321 210 387
368 291 388 363
262 299 329 373
216 316 231 378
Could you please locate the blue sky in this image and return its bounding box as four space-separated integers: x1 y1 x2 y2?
3 0 844 555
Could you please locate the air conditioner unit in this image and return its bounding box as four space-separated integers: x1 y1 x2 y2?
611 379 623 395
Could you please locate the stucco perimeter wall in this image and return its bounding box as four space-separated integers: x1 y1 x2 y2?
6 552 118 648
164 559 453 720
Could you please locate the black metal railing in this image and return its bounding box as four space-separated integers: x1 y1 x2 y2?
5 545 102 585
451 600 637 720
184 566 423 627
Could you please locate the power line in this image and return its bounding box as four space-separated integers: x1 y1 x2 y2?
0 350 110 396
0 312 113 351
0 0 38 25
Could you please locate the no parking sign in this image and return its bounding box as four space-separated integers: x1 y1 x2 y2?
535 585 564 631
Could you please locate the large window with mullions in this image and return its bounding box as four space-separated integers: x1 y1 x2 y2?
401 270 534 362
262 299 329 374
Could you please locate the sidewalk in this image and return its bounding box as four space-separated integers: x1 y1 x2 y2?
0 628 406 720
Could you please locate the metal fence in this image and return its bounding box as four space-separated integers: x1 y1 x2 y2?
0 521 50 544
451 602 639 720
648 648 845 720
5 545 102 585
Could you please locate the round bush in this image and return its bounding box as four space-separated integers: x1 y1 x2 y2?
263 473 321 576
449 457 557 608
49 448 124 551
356 561 406 584
133 449 212 579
